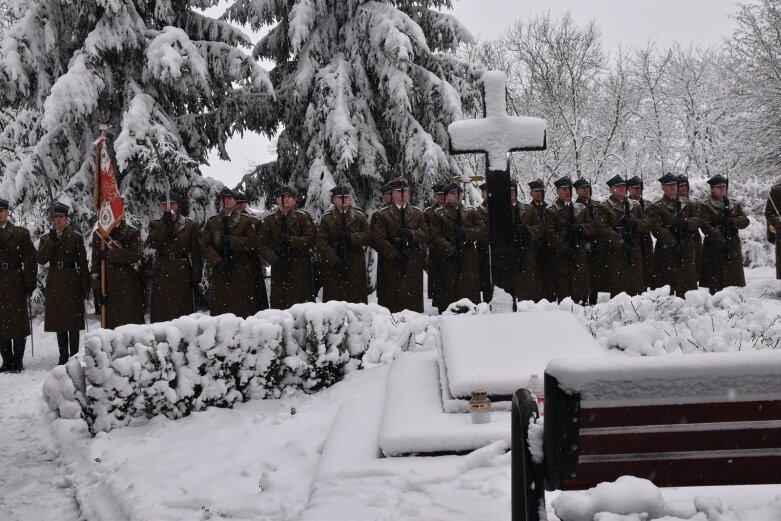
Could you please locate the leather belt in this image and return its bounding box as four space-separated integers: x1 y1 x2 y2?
0 261 20 270
51 261 76 269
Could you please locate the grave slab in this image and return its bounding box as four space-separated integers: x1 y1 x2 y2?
379 350 510 457
439 310 607 400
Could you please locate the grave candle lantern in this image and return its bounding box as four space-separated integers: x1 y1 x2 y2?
468 389 492 424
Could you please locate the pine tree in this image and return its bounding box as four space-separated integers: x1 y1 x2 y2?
225 0 482 217
0 0 276 237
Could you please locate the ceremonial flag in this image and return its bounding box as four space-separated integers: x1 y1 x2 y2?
93 136 124 245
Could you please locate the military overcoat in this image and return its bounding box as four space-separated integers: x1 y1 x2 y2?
0 223 36 339
510 203 545 302
147 214 202 323
200 210 258 318
242 212 269 311
765 183 781 279
430 204 487 308
700 197 749 293
38 228 90 332
632 197 655 290
646 196 701 296
576 196 607 296
548 199 594 304
597 197 651 296
91 221 145 329
257 209 315 309
316 207 372 303
370 204 429 313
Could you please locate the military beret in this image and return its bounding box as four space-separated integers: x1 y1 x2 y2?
50 202 70 216
658 173 679 184
528 179 544 191
553 176 573 188
707 174 728 187
572 178 591 189
234 191 247 203
0 198 9 210
433 183 446 194
478 182 488 191
218 187 236 199
158 192 181 204
388 176 409 190
273 186 297 198
626 176 643 188
330 185 351 197
677 175 689 186
606 175 626 187
444 182 463 193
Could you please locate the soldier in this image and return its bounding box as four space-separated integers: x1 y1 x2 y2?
200 187 258 318
528 179 562 302
700 175 750 294
370 176 429 313
474 183 492 303
147 193 203 323
91 210 145 329
509 180 544 302
257 186 315 309
765 182 781 280
37 203 90 365
0 198 36 372
425 182 448 307
627 176 654 291
316 185 372 303
573 178 604 304
430 183 487 310
235 191 269 311
548 176 594 304
646 173 701 296
678 175 704 281
597 176 651 297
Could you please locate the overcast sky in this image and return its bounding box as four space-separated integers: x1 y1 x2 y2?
201 0 747 188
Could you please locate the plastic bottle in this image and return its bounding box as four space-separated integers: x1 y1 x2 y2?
527 374 544 416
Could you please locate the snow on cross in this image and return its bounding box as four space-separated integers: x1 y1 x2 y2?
448 70 546 170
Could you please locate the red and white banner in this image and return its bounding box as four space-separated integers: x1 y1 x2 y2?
93 136 124 245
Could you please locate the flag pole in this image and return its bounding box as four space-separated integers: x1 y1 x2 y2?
96 124 109 328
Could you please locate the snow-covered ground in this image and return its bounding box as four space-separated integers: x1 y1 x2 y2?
4 267 781 520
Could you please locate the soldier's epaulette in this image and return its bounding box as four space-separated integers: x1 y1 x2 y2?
322 208 334 216
295 209 311 216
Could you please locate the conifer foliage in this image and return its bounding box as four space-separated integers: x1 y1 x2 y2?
0 0 275 233
226 0 482 216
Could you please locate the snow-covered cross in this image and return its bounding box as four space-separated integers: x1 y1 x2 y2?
447 70 547 300
448 70 546 171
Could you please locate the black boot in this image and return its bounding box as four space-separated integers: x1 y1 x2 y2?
57 332 69 365
11 338 26 372
68 330 80 358
0 342 12 372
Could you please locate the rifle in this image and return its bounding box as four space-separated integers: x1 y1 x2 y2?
670 195 687 265
721 178 734 262
535 202 554 260
220 216 236 275
565 201 580 261
620 197 636 265
397 188 409 275
337 195 350 280
453 205 465 274
276 212 291 282
512 206 529 272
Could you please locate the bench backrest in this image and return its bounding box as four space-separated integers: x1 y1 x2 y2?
542 351 781 491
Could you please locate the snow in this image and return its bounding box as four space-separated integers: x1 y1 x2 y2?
552 476 665 521
448 70 546 171
5 268 781 520
440 310 606 399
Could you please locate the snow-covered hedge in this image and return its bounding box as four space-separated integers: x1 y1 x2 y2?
43 302 437 434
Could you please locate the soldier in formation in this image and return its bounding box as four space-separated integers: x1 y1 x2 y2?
573 178 603 304
429 182 486 310
678 175 704 282
200 188 258 318
370 177 429 313
425 183 448 309
316 185 372 303
508 180 544 302
235 191 269 311
647 173 701 296
257 186 315 309
91 204 145 328
528 179 561 302
37 203 90 365
626 176 654 291
147 193 202 322
700 175 749 294
0 198 37 372
766 182 781 280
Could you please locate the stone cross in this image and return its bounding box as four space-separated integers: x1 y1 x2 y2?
447 70 547 297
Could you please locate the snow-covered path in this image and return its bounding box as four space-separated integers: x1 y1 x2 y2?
0 324 80 521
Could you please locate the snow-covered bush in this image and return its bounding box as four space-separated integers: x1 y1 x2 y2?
44 302 437 434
